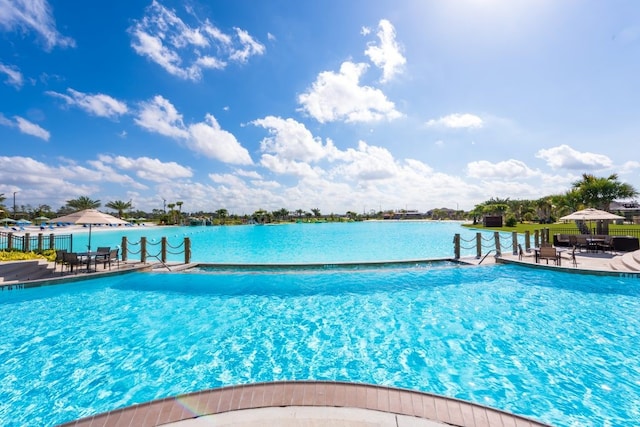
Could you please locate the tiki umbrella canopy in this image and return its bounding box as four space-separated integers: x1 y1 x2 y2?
50 209 130 252
559 208 624 221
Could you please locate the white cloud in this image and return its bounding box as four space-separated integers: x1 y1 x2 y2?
364 19 406 83
426 113 483 129
330 140 399 181
135 95 189 139
298 61 402 123
0 63 23 88
13 116 50 140
235 169 262 179
98 155 193 183
46 88 128 118
259 154 322 178
0 0 75 50
536 144 613 170
129 0 264 81
135 95 252 165
188 114 253 165
253 116 332 162
229 27 266 62
466 159 539 179
620 160 640 174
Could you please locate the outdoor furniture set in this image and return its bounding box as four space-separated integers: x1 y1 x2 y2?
55 247 119 275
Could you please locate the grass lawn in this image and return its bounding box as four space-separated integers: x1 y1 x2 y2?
462 222 640 234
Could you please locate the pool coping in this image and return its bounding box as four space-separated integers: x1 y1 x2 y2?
56 381 553 427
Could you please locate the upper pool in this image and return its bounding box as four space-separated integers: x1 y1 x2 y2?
1 263 639 426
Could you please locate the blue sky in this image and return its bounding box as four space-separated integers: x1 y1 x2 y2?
1 0 639 215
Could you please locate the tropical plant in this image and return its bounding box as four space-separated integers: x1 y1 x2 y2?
311 208 321 217
105 200 132 218
66 196 101 211
215 208 229 224
572 173 638 211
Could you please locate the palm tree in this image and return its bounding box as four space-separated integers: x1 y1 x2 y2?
215 208 228 224
167 203 176 224
572 173 638 211
311 208 321 218
105 200 132 218
66 196 101 211
176 201 183 225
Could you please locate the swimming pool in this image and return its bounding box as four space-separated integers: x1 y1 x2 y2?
1 264 639 426
73 221 491 263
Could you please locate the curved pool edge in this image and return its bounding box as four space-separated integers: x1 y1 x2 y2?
55 381 553 427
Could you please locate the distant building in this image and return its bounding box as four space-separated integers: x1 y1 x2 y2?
610 200 640 224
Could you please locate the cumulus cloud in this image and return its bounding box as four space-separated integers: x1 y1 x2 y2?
364 19 406 83
135 95 189 139
466 159 539 179
0 63 23 88
0 115 50 140
298 61 402 123
253 116 332 163
426 113 483 129
46 88 128 118
536 144 613 170
129 0 264 81
135 95 252 165
0 0 75 50
98 154 192 183
188 114 253 165
331 140 399 181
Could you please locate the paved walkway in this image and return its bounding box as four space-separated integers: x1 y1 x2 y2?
57 382 551 427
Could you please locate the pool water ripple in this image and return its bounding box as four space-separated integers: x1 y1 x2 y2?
1 264 640 426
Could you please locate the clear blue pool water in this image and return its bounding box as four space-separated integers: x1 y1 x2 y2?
71 221 491 263
1 264 640 426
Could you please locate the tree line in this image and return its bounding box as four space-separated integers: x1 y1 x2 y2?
470 173 638 225
1 173 637 225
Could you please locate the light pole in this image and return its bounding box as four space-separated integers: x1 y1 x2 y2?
13 192 17 217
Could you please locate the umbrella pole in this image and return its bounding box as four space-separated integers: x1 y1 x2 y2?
88 224 92 252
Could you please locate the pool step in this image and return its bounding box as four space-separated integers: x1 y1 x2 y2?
610 250 640 272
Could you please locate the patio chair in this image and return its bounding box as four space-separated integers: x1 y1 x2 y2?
562 245 578 267
94 247 110 270
54 249 68 275
63 252 84 274
575 235 589 252
538 246 560 265
96 248 119 270
597 235 614 253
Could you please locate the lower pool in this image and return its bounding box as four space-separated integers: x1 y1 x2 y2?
1 264 639 426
